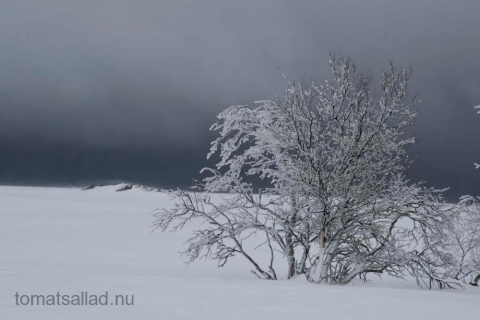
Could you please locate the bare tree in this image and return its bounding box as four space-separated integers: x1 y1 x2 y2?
446 104 480 286
153 176 316 279
442 196 480 286
153 55 454 287
153 186 279 280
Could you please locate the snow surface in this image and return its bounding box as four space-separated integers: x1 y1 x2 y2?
1 185 479 319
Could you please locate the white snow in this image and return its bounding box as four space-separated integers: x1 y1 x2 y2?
1 185 479 319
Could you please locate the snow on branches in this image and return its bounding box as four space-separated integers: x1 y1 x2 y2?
444 196 480 286
153 55 461 288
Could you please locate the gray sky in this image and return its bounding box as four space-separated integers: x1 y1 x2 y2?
1 0 480 200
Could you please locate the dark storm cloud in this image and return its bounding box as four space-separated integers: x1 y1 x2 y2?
1 0 480 199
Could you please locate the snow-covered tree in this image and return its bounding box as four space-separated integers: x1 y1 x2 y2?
442 105 480 286
443 197 480 286
154 55 454 287
153 187 280 280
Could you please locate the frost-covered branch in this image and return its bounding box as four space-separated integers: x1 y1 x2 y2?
153 54 456 288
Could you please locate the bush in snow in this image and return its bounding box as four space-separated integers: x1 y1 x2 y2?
442 196 480 286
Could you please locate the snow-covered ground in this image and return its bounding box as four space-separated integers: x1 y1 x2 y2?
1 185 479 320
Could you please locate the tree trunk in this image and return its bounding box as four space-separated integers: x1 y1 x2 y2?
298 245 310 275
318 232 342 284
285 196 297 279
470 274 480 286
285 236 296 279
316 229 327 283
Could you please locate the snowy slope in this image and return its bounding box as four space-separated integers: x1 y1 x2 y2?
0 185 479 320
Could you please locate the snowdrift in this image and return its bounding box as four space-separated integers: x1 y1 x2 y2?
1 185 479 320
